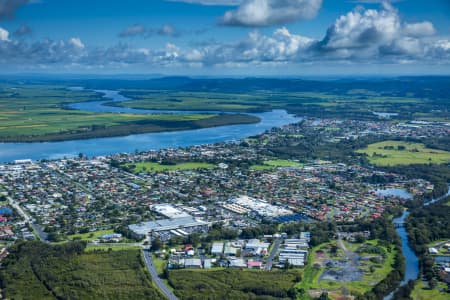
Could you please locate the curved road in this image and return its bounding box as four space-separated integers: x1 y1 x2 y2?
143 249 178 300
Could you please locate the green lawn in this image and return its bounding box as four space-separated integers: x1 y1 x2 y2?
426 239 450 256
295 243 327 294
411 280 449 300
250 159 303 170
356 141 450 166
68 229 114 241
152 255 167 275
152 255 175 292
128 162 215 173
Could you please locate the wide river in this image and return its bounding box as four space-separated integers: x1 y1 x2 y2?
2 88 449 298
0 90 301 163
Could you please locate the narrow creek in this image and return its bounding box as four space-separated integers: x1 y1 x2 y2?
385 185 450 299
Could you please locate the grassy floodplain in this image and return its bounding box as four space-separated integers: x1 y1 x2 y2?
117 90 422 113
0 84 259 142
356 141 450 166
0 241 163 300
115 88 447 121
128 161 215 173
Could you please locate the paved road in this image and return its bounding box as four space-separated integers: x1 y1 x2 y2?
31 223 48 241
266 238 281 270
8 196 48 241
7 196 31 222
143 249 178 300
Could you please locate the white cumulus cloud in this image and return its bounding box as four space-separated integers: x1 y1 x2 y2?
403 22 435 37
1 3 449 71
220 0 323 27
313 4 439 62
69 37 85 49
0 27 9 41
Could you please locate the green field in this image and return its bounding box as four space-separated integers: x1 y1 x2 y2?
68 229 114 241
0 84 258 142
250 159 303 170
0 241 163 300
116 90 268 112
411 280 449 300
168 268 300 299
115 88 448 121
117 90 424 115
357 141 450 166
1 83 448 142
128 162 215 173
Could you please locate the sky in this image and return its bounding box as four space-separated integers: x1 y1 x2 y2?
0 0 449 76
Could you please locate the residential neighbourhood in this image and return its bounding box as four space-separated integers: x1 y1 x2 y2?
0 117 446 242
0 116 449 299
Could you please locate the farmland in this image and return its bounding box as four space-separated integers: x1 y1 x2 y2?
117 89 427 118
111 79 450 122
356 141 450 166
1 79 449 142
0 84 258 142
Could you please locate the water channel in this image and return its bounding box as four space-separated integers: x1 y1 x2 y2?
385 185 450 299
0 90 302 163
2 88 449 299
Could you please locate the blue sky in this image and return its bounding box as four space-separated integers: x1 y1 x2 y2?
0 0 449 75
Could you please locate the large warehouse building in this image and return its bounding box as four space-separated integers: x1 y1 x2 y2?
129 204 211 240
